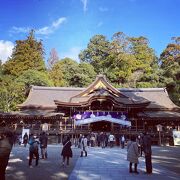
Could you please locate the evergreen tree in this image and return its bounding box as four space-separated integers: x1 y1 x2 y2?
79 35 110 74
3 30 46 77
128 36 159 87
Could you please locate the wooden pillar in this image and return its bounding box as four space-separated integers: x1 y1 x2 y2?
111 122 113 132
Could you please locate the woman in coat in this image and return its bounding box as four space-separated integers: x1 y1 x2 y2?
127 135 139 174
61 136 72 166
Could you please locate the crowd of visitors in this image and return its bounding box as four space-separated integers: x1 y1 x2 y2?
0 128 153 178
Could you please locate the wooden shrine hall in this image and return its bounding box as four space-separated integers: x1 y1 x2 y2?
0 75 180 144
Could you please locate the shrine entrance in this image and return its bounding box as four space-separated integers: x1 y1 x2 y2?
90 120 111 132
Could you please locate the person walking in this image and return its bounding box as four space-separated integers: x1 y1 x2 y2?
61 136 73 167
39 131 48 159
80 135 87 157
28 134 39 168
127 135 139 174
142 132 152 174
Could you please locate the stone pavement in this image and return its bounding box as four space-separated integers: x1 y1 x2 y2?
6 144 81 180
6 145 180 180
69 146 180 180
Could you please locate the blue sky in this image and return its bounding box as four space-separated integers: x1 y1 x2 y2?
0 0 179 64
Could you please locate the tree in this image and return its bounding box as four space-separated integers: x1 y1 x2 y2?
72 62 96 87
49 62 65 87
3 30 46 77
17 69 53 96
160 37 180 105
128 36 159 87
79 35 110 73
49 58 79 87
0 75 24 112
106 32 135 86
47 48 59 70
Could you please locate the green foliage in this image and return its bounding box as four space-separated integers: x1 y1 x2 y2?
17 69 53 95
3 30 46 77
0 75 24 112
56 58 79 86
79 35 110 73
80 32 159 88
72 62 96 87
49 61 65 87
0 70 53 112
49 59 96 87
160 37 180 105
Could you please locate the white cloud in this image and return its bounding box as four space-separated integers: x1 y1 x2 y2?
99 7 108 12
61 47 82 62
0 40 14 63
10 27 30 34
81 0 88 12
10 17 67 35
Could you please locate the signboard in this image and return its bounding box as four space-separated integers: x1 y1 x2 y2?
172 130 180 146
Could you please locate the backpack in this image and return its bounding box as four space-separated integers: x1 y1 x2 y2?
33 141 38 151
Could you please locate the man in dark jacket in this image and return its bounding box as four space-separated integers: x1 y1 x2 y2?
61 136 72 166
39 132 48 159
143 132 152 174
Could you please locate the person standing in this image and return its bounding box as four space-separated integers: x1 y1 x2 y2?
23 132 28 147
137 134 143 157
109 134 115 148
28 134 39 168
61 136 73 166
39 132 48 159
99 132 105 148
127 135 139 174
143 132 152 174
121 135 125 149
80 135 87 157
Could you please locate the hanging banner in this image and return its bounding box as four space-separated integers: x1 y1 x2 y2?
74 111 131 126
172 130 180 146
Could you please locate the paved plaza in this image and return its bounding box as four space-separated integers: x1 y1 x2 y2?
6 144 180 180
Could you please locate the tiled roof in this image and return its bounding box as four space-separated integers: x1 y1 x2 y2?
120 88 179 110
18 86 179 110
18 86 84 109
